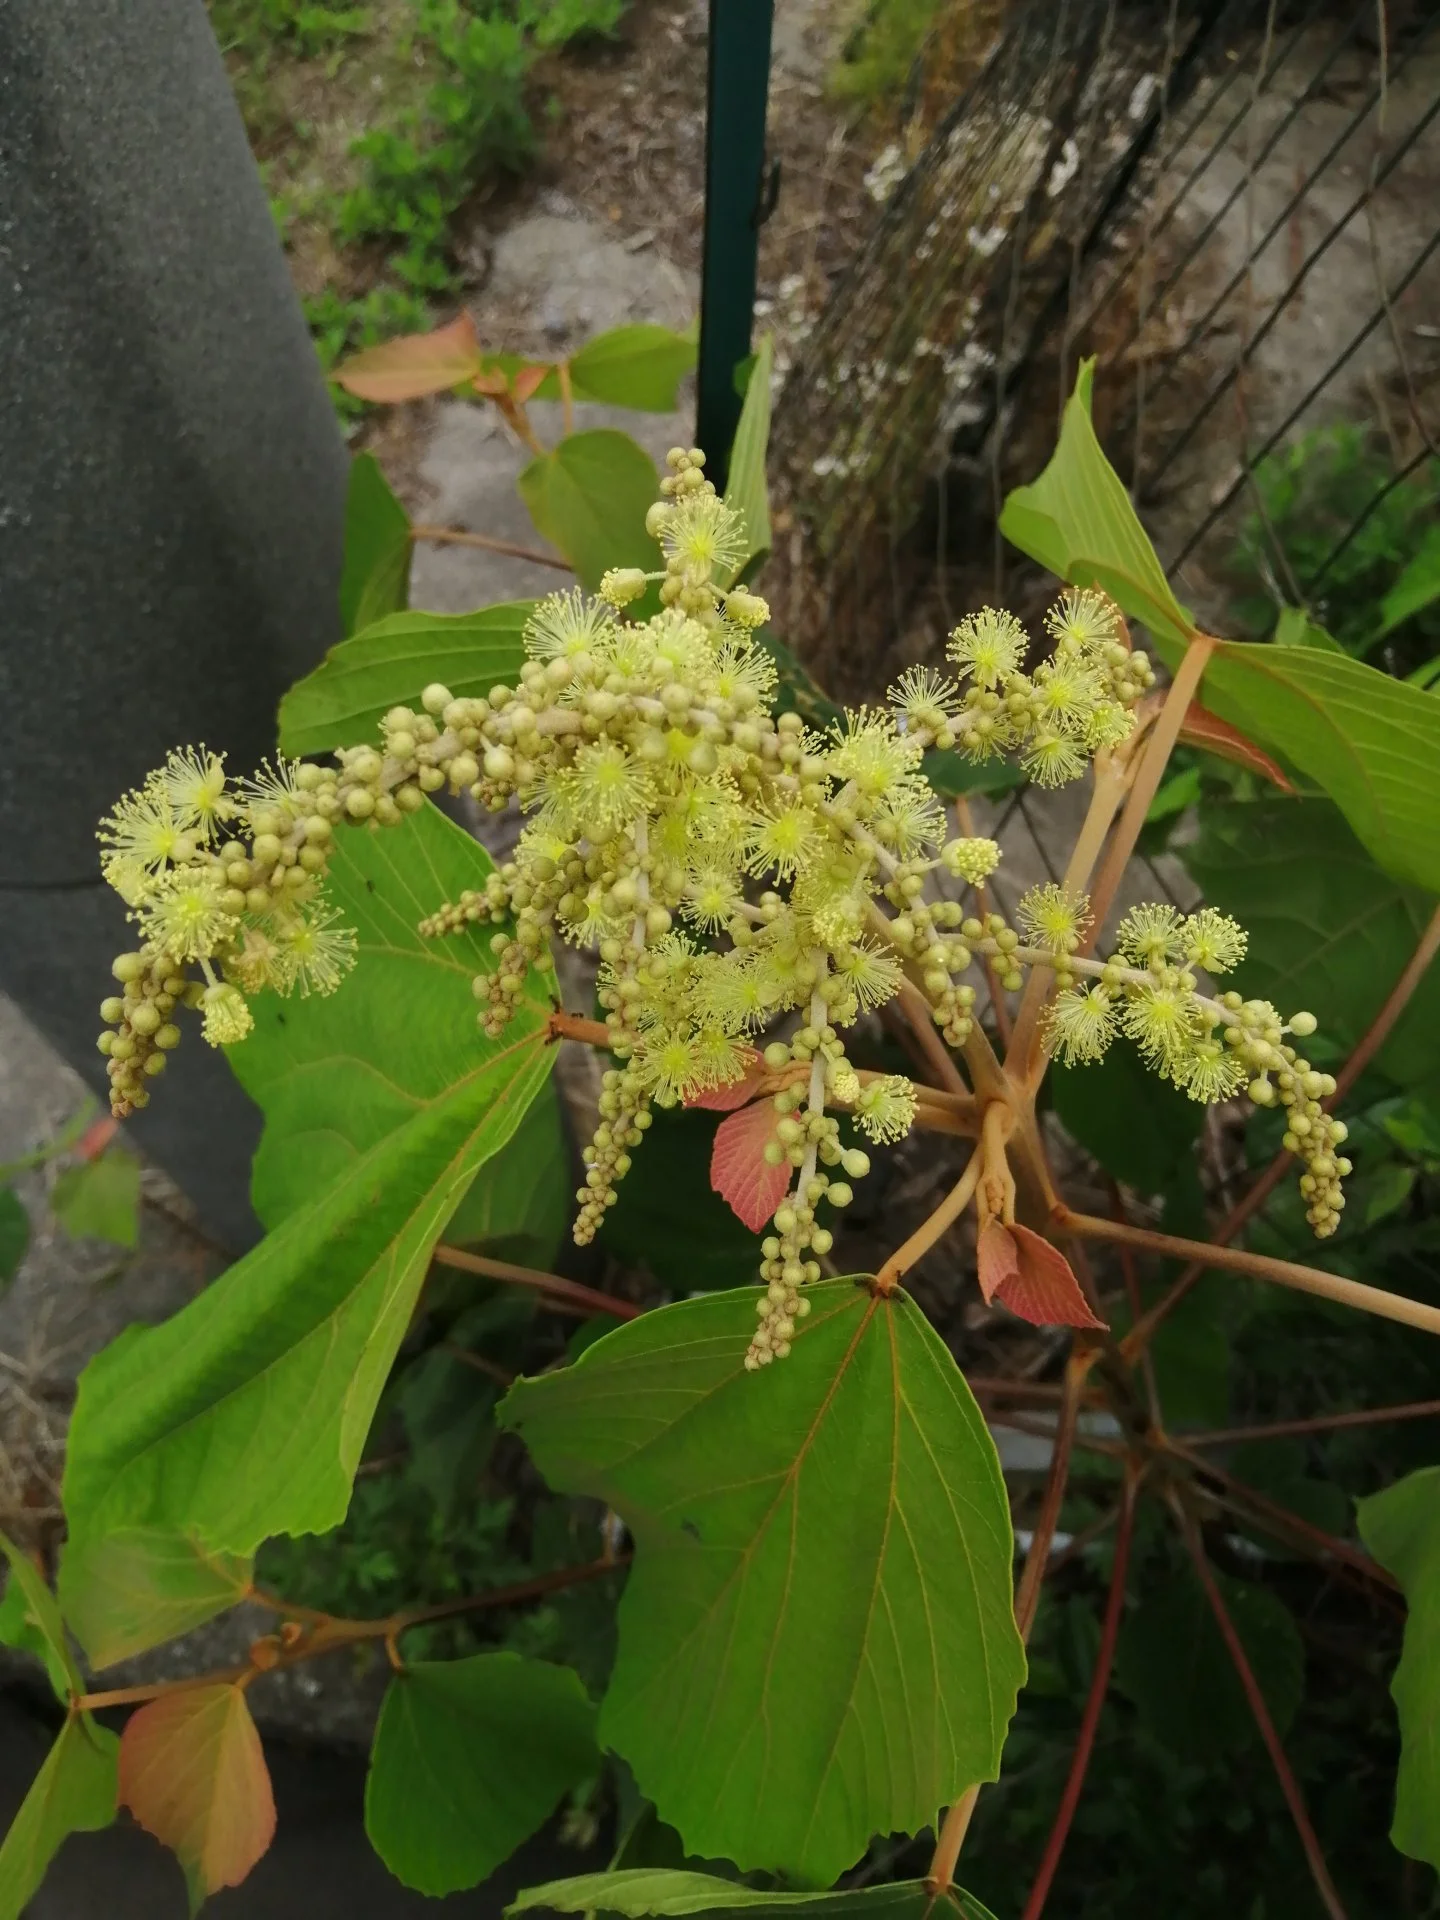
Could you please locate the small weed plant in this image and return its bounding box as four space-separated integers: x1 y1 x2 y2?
3 330 1440 1920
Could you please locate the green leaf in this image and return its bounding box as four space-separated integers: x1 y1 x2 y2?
722 336 773 583
50 1150 139 1250
63 807 557 1557
1001 367 1440 894
1184 798 1440 1095
1376 521 1440 643
1115 1569 1304 1758
1051 1039 1204 1196
1356 1467 1440 1868
510 1869 998 1920
998 359 1195 651
340 451 412 635
921 749 1023 800
1196 644 1440 896
365 1652 598 1896
568 325 698 412
518 430 659 592
396 1347 498 1520
443 1087 568 1266
500 1281 1025 1884
755 628 841 732
278 604 533 759
1 1529 81 1700
58 1528 252 1670
0 1716 119 1920
603 1105 763 1291
1273 605 1343 652
228 800 558 1237
0 1188 28 1285
1145 763 1202 823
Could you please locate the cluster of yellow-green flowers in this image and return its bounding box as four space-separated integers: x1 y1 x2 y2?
93 447 1349 1356
1019 893 1349 1235
95 752 360 1113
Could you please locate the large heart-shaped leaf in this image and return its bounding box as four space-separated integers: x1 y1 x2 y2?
500 1280 1024 1884
1357 1468 1440 1869
278 604 533 758
1185 798 1440 1094
229 796 559 1237
63 805 556 1555
0 1717 118 1920
365 1653 598 1895
518 430 659 592
510 1869 999 1920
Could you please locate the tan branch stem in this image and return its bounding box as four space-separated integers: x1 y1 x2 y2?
953 795 1012 1049
874 1152 981 1294
1058 1206 1440 1338
430 1244 640 1321
411 525 571 570
75 1560 626 1714
1014 1351 1092 1641
1009 751 1133 1081
1170 1494 1349 1920
1187 1398 1440 1447
1082 636 1216 948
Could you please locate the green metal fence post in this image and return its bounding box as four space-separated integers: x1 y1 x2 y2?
696 0 776 491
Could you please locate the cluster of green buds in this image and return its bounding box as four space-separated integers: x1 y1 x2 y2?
92 446 1351 1351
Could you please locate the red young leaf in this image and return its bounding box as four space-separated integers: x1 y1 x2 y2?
687 1050 764 1111
710 1099 790 1233
334 313 483 403
977 1223 1108 1329
1179 701 1293 792
119 1683 276 1900
510 362 552 403
76 1115 119 1162
976 1221 1022 1305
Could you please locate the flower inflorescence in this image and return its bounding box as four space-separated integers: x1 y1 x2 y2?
94 449 1351 1357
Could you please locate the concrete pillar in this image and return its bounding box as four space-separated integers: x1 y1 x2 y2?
0 0 349 1248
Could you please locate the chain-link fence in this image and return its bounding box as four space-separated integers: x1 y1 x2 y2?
768 0 1440 696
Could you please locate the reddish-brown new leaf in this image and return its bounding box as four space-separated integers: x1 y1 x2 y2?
1179 702 1293 792
334 313 484 403
710 1099 789 1233
977 1222 1107 1329
687 1051 764 1112
76 1115 119 1162
119 1684 276 1900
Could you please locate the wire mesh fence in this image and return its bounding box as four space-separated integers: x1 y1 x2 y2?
767 0 1440 697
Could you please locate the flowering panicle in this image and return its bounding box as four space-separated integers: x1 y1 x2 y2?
889 585 1156 786
95 450 1351 1368
94 746 364 1115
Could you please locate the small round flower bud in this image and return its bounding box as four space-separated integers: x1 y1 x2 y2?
421 683 453 715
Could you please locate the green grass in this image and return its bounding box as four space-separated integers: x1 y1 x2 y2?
209 0 629 413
